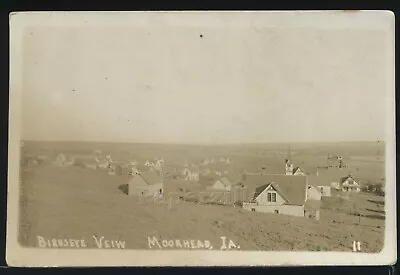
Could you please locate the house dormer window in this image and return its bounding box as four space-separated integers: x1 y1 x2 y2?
267 192 277 202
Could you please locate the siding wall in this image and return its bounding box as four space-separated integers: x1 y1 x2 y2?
256 186 286 205
304 209 320 220
318 186 331 197
307 186 322 201
243 203 305 217
128 177 164 198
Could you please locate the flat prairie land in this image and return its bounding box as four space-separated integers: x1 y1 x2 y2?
17 141 385 252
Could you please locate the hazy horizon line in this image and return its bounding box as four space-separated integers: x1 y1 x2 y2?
21 139 385 146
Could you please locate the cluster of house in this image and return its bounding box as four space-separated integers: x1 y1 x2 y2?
199 157 231 165
47 150 362 220
237 158 361 220
126 156 362 221
326 154 346 168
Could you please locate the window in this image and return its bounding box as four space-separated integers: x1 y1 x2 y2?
251 208 256 212
267 192 277 202
274 210 279 214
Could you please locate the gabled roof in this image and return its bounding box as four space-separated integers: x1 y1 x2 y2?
340 175 354 184
219 177 233 187
340 175 360 186
140 171 163 185
253 183 290 202
241 174 307 206
293 167 305 174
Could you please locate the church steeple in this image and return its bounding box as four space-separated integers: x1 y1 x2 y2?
285 144 294 175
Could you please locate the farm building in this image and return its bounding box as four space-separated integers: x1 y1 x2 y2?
307 175 332 197
318 185 332 197
128 171 164 198
53 153 67 166
309 167 355 191
241 175 321 220
306 184 322 201
159 166 178 178
129 166 141 176
72 156 99 170
84 159 98 170
209 177 233 191
147 158 164 169
22 155 40 166
340 175 361 192
36 155 48 163
200 168 212 176
108 164 124 176
292 167 306 176
96 158 110 169
182 167 201 181
331 182 340 190
130 160 139 166
304 200 321 220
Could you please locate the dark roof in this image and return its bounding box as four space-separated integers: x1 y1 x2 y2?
162 166 178 174
304 199 321 210
306 175 326 189
140 171 163 185
253 184 269 200
241 174 307 205
135 164 151 172
307 167 355 184
293 167 305 174
340 175 353 184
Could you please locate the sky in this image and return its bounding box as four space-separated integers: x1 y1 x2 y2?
20 22 391 144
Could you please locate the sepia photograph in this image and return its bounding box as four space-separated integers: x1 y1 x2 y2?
7 11 396 267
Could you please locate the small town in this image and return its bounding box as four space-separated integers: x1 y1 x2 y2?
19 141 385 252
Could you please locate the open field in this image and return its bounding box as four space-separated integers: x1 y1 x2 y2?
18 141 385 252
